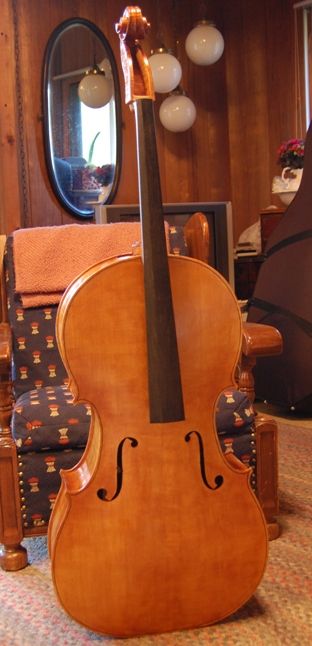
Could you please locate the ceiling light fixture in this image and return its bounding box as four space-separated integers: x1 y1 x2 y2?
185 20 224 66
148 47 182 93
159 88 196 132
78 63 113 109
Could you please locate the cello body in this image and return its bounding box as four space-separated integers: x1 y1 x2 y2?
49 253 268 637
49 6 268 636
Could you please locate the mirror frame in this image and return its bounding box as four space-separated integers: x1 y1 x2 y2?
42 18 122 219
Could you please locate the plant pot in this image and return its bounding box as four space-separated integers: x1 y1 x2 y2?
272 167 303 207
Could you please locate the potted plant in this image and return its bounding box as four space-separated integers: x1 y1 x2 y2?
272 137 304 205
277 138 304 170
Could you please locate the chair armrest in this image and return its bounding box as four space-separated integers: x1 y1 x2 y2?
0 322 11 374
239 322 282 404
242 322 282 358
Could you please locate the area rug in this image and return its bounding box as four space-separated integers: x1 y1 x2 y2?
0 422 311 645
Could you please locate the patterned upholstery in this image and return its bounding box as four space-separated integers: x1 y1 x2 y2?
12 385 90 453
4 232 256 530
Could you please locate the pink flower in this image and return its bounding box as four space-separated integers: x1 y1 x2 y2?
277 138 304 169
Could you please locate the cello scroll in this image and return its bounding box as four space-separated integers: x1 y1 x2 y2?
115 7 154 104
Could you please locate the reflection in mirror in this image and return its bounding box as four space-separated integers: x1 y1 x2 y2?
43 19 122 219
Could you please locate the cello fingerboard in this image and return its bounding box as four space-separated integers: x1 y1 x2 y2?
134 99 185 423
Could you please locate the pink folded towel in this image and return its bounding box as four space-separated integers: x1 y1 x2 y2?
13 223 143 307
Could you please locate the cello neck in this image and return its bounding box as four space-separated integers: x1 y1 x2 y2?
116 7 184 423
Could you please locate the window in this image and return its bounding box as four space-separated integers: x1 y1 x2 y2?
80 100 115 166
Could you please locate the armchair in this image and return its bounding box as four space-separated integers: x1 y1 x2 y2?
0 217 282 571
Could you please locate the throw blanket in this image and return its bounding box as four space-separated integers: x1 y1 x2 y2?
13 223 145 308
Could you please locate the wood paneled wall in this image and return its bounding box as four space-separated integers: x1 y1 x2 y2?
0 0 299 242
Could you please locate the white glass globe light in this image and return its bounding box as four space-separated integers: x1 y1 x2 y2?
148 50 182 93
185 21 224 65
78 66 113 109
159 93 196 132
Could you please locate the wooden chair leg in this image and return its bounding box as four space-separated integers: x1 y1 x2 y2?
255 414 279 540
239 329 282 540
0 338 28 571
0 437 28 571
0 543 28 571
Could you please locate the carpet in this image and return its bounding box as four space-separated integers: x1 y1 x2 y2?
0 421 311 646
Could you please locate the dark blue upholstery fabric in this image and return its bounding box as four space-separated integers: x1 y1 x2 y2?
216 389 254 435
5 236 67 398
12 385 90 453
18 448 84 528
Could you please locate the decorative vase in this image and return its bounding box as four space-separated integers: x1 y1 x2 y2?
281 167 303 191
272 167 303 206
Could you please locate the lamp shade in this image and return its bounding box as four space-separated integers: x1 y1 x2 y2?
78 66 113 109
185 21 224 65
159 93 196 132
148 50 182 93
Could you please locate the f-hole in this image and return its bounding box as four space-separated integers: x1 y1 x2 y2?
97 436 138 502
185 430 223 490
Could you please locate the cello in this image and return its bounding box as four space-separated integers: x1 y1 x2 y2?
48 6 268 637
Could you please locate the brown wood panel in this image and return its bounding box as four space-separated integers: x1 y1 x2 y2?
223 0 297 239
264 0 302 188
224 0 271 240
0 1 23 234
0 0 300 242
18 0 78 227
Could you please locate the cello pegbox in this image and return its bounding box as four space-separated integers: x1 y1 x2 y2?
115 6 155 105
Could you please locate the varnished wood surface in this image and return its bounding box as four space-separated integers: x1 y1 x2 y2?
184 212 209 262
49 254 268 636
49 9 268 632
242 322 283 357
0 0 297 238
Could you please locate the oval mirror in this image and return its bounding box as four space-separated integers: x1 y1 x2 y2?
43 18 122 219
